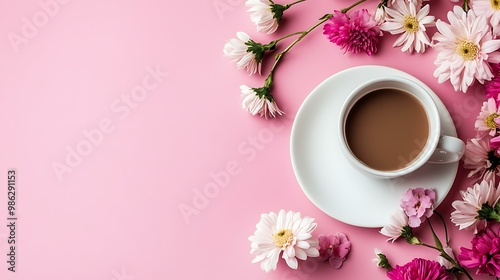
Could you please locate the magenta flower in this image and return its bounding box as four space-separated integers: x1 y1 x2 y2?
400 188 436 228
387 258 449 280
318 233 351 268
458 223 500 277
485 63 500 100
323 9 381 55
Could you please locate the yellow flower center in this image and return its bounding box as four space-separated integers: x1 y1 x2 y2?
456 40 479 60
486 113 500 129
273 229 294 247
403 15 419 33
492 0 500 10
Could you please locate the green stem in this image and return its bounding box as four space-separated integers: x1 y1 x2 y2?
265 14 333 84
434 211 450 245
271 32 304 44
462 0 470 11
341 0 367 13
418 243 440 251
285 0 306 8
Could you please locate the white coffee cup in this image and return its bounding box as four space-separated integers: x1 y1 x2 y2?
338 76 465 178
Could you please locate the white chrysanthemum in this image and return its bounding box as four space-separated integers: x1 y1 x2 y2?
223 32 262 75
248 210 319 272
380 209 409 242
471 0 500 37
451 180 500 233
374 6 387 25
380 0 435 53
433 6 500 93
246 0 279 34
240 85 284 119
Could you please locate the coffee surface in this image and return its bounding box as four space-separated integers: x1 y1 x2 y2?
345 89 429 171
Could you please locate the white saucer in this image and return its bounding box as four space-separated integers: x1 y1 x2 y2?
290 65 459 228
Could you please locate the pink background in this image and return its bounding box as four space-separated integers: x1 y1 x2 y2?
0 0 493 279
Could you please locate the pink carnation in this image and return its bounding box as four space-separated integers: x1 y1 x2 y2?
387 258 450 280
400 188 436 228
323 9 381 55
458 223 500 277
485 63 500 100
318 233 351 268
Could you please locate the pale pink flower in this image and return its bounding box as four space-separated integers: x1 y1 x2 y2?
475 98 500 136
380 0 435 53
458 223 500 276
380 209 409 242
318 233 351 268
323 9 381 55
451 180 500 233
432 6 500 93
438 246 456 270
400 188 436 228
246 0 280 34
471 0 500 37
464 136 500 184
248 210 320 272
223 32 265 75
240 85 284 119
374 6 387 25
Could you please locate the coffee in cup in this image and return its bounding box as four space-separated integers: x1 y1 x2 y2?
339 76 464 178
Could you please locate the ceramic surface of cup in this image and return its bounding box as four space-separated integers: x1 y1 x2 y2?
339 76 464 178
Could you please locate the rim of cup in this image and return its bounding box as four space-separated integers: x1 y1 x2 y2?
338 76 441 178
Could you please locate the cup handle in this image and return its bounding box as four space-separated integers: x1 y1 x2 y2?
427 135 465 164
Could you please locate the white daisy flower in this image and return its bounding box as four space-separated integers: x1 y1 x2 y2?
471 0 500 37
246 0 280 34
241 85 284 119
450 180 500 233
248 210 319 272
380 209 409 242
433 6 500 93
223 32 266 75
380 0 435 53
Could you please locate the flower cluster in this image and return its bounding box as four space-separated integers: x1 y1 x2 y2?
464 97 500 185
377 183 500 279
378 188 470 279
224 0 500 118
248 210 351 272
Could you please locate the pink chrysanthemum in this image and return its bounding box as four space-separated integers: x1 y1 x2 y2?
475 98 500 136
432 6 500 93
323 9 381 55
318 233 351 268
387 258 450 280
485 63 500 100
458 222 500 277
400 188 436 228
471 0 500 37
464 136 500 184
